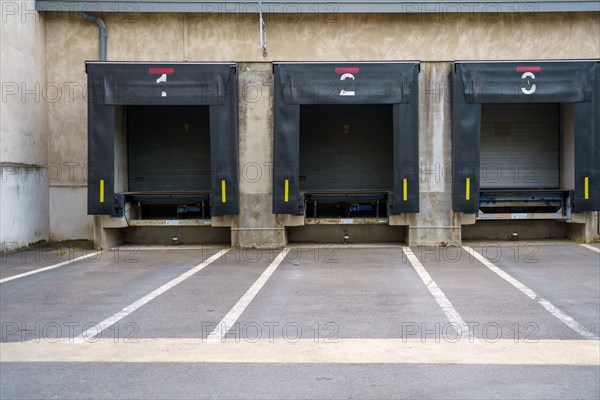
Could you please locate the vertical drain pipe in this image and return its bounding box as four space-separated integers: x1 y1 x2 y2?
80 12 107 61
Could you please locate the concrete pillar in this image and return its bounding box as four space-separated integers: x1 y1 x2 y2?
93 216 123 250
232 63 287 249
566 212 598 243
407 62 461 246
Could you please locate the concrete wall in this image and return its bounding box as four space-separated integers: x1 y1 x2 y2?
0 1 49 248
48 186 92 240
92 12 599 62
40 11 600 247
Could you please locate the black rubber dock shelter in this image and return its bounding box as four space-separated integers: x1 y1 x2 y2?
453 60 600 217
86 62 238 219
272 62 420 220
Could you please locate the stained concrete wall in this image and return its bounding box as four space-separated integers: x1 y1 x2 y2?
0 1 49 248
0 166 49 249
43 11 96 241
40 11 600 247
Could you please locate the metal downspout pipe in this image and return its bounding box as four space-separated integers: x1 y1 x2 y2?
80 12 107 61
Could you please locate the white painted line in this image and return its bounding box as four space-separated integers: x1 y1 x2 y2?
463 247 537 300
402 246 474 342
580 244 600 255
74 248 230 343
4 338 598 365
206 247 290 343
464 246 599 340
0 252 103 284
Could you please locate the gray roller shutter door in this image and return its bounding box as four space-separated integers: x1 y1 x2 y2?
480 103 560 189
128 105 212 192
299 104 393 192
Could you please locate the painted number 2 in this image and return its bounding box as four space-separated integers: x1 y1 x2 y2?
339 73 355 96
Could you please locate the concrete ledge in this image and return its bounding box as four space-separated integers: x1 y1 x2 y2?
211 215 235 227
128 219 211 227
96 215 127 229
93 216 124 250
281 214 305 227
389 214 414 226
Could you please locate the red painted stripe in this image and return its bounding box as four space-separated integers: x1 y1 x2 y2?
149 67 174 75
335 67 359 74
516 66 541 73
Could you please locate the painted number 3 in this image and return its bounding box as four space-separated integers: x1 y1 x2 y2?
521 72 536 95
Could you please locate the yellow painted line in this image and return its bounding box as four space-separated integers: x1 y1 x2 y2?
0 339 598 365
403 178 408 201
221 180 226 203
466 178 471 201
584 177 589 200
284 179 289 202
99 180 105 203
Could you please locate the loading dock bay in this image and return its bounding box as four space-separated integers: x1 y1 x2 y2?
453 60 600 218
83 60 599 248
1 242 598 399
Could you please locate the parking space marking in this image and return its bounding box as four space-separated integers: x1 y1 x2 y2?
206 248 290 343
1 338 598 365
402 247 473 341
580 244 600 254
0 252 103 284
464 246 599 340
73 249 230 343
